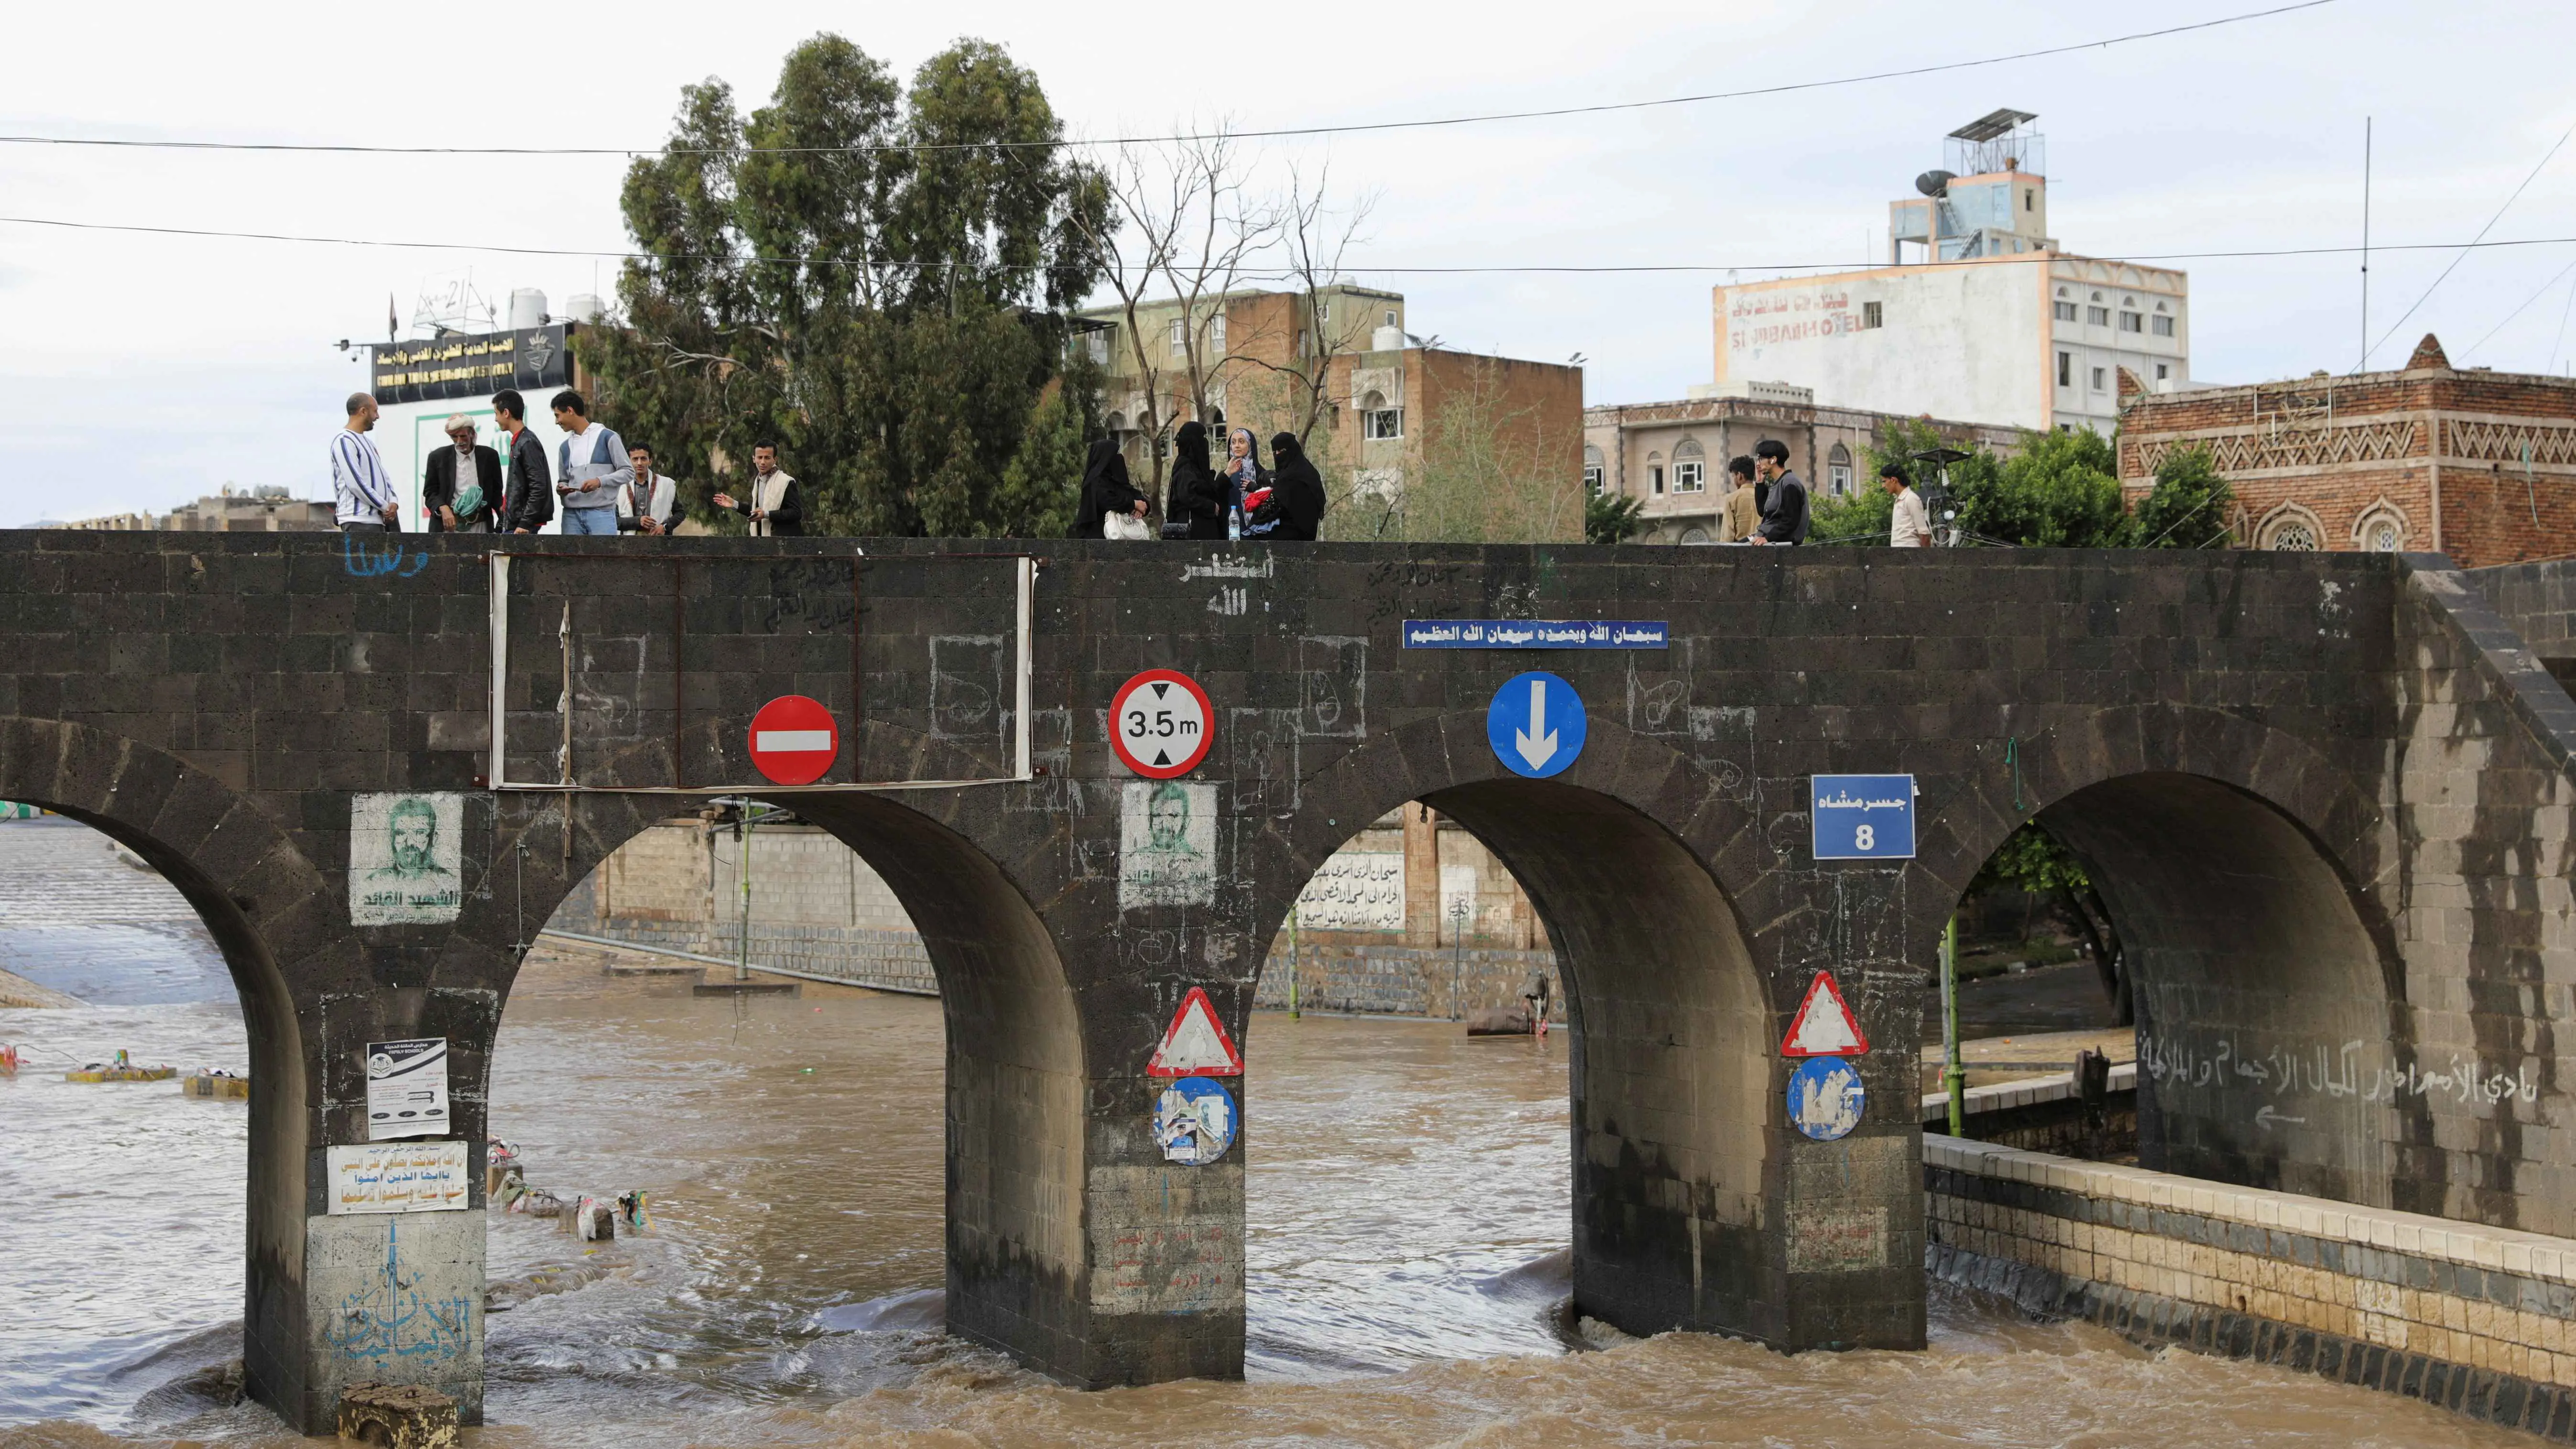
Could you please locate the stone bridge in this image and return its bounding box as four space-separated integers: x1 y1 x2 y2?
5 529 2573 1431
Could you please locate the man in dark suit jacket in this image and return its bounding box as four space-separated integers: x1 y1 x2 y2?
423 415 502 532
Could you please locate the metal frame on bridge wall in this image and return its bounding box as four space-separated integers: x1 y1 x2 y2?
483 549 1036 795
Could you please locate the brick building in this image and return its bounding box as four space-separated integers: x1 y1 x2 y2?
2117 334 2576 565
1076 286 1584 539
1583 384 2021 544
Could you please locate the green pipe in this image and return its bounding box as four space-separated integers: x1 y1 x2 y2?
1942 914 1965 1136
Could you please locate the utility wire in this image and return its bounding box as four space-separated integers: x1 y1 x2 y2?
2465 253 2576 358
2358 117 2576 370
1 213 2571 274
0 0 2341 159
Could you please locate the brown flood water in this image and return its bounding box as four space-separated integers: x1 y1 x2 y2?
0 925 2539 1449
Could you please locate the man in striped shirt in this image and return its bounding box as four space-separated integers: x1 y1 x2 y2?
332 392 401 532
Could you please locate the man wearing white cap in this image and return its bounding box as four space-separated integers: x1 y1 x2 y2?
423 415 501 533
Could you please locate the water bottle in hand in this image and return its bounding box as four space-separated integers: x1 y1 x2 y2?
1228 506 1243 542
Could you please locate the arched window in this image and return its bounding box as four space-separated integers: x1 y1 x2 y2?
2257 503 2325 552
1583 444 1605 495
1678 527 1712 545
1672 438 1706 493
1827 442 1855 496
1646 450 1666 495
2351 498 2412 553
1360 389 1402 440
1207 406 1226 432
1104 412 1127 434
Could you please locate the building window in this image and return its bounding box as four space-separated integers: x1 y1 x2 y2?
2118 311 2144 333
2155 363 2169 381
2057 351 2073 387
2024 188 2035 212
1298 328 1311 356
2054 301 2079 322
1384 310 1398 327
1673 461 1705 492
2091 367 2107 391
2086 305 2110 327
1583 445 1605 495
1359 389 1402 439
1679 527 1712 545
1168 319 1186 357
1207 406 1226 433
2152 314 2176 337
1317 300 1331 323
2256 504 2325 551
1211 315 1227 352
1861 301 1883 329
1828 442 1854 496
1647 451 1665 494
1083 331 1108 363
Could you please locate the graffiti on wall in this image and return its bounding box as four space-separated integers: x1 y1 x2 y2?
322 1217 475 1365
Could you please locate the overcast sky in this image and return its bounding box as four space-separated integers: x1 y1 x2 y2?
4 0 2571 525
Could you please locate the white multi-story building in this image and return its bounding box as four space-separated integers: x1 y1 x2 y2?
1707 110 2190 435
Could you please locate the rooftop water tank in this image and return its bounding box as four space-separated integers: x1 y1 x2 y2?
508 288 548 330
564 294 605 325
1370 325 1406 353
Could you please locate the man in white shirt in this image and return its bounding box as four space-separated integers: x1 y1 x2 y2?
331 392 400 532
618 443 680 535
549 389 632 536
1884 461 1932 548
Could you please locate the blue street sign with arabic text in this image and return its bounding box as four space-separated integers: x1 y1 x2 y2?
1811 774 1917 860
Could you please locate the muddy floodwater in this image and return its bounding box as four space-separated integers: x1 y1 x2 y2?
0 817 2537 1448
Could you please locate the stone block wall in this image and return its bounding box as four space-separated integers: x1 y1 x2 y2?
1251 942 1560 1020
1928 1133 2576 1440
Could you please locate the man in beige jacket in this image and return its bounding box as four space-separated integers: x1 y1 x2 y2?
1718 456 1762 543
1884 461 1932 547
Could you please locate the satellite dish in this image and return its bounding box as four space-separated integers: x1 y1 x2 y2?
1915 170 1956 198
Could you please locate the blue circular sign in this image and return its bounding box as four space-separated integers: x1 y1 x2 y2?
1486 671 1587 779
1153 1077 1238 1165
1785 1056 1865 1142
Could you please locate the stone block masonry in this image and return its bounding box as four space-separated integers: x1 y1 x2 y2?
1928 1134 2576 1440
10 530 2576 1425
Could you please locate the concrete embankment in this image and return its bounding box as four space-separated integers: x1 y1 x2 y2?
0 965 82 1008
1928 1133 2576 1440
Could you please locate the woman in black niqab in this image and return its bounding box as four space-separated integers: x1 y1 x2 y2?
1167 420 1225 539
1069 437 1145 538
1249 431 1325 541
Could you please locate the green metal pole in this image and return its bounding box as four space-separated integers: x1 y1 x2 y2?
1942 914 1965 1136
736 811 752 983
1288 904 1301 1019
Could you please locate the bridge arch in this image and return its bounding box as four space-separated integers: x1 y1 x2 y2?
1918 705 2419 1211
0 715 327 1417
499 723 1087 1372
1254 712 1896 1350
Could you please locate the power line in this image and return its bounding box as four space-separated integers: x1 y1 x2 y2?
2357 117 2576 370
2465 253 2576 358
0 0 2341 159
2 213 2571 274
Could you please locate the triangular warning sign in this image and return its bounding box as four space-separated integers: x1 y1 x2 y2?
1147 986 1244 1077
1152 682 1170 697
1779 970 1870 1057
1154 749 1171 765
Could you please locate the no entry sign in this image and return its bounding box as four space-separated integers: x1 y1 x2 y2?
748 695 839 785
1110 669 1212 778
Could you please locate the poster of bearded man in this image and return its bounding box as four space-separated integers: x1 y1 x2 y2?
348 792 464 924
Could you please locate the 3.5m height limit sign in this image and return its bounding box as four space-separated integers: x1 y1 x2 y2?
1111 669 1212 778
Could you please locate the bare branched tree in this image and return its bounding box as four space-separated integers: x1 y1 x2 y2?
1227 160 1379 447
1154 131 1281 442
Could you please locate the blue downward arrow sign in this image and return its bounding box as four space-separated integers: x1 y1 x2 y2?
1486 671 1586 779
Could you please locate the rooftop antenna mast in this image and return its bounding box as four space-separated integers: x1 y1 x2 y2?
2359 117 2373 370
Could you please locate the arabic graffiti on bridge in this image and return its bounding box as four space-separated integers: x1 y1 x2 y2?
323 1217 475 1364
341 531 430 579
2140 1033 2541 1107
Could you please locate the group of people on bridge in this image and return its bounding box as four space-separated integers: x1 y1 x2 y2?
1072 420 1326 543
328 387 806 539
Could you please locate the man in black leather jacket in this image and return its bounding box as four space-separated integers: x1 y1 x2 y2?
492 389 553 534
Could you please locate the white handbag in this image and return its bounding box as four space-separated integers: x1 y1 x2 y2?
1103 512 1153 542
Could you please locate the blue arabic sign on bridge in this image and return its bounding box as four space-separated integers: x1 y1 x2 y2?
1811 774 1917 860
1487 671 1588 779
1404 620 1669 649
